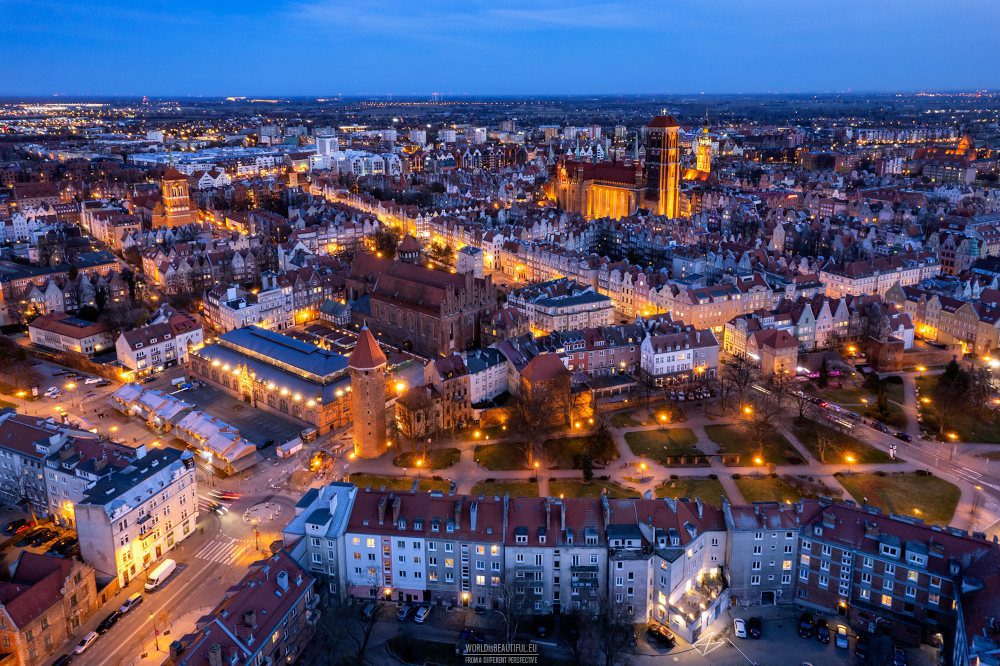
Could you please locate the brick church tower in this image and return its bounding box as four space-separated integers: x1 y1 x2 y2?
153 166 197 228
348 324 388 459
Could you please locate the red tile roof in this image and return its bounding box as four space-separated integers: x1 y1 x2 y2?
348 325 387 370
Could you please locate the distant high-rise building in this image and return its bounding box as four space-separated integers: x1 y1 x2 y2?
644 115 681 218
349 324 388 459
316 135 339 156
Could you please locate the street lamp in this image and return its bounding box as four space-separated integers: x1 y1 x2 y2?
149 612 160 652
845 454 856 474
416 458 423 479
753 456 763 478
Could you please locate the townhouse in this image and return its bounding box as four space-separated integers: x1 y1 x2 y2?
27 313 113 357
282 482 358 598
819 252 941 299
640 327 719 386
507 278 615 335
115 307 203 377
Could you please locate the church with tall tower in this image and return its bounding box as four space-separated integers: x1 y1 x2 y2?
151 166 198 228
544 115 683 220
348 324 389 459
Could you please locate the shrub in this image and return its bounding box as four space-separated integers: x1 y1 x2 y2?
915 469 931 476
874 470 886 477
670 474 679 480
732 473 742 480
708 474 718 480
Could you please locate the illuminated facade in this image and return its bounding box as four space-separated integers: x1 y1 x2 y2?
546 160 643 220
644 115 681 218
696 127 712 174
151 167 198 228
189 326 352 434
75 447 198 588
348 325 388 459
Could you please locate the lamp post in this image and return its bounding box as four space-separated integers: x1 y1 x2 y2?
416 458 423 480
149 612 160 652
845 454 856 475
753 456 763 478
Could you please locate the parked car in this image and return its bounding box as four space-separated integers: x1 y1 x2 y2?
361 602 376 620
47 536 77 555
870 421 889 433
893 645 908 665
84 377 101 385
459 628 486 641
894 431 912 442
816 619 831 644
798 613 815 638
855 634 869 660
15 529 40 547
835 625 849 649
734 617 747 639
646 623 676 649
119 593 144 614
396 603 414 621
748 616 762 639
44 387 62 398
72 632 99 654
414 605 431 624
51 655 73 666
30 529 55 546
4 518 33 534
96 610 121 634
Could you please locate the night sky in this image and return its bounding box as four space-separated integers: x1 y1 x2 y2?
2 0 998 96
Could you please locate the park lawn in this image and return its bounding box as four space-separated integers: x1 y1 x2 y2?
393 448 460 470
837 472 960 526
734 476 806 504
609 410 644 428
865 401 908 429
0 399 15 410
884 379 905 404
655 476 729 504
624 428 700 464
543 435 618 469
471 481 539 498
348 473 450 493
916 376 1000 443
550 480 640 499
474 443 529 470
818 385 869 406
792 420 898 464
705 424 803 465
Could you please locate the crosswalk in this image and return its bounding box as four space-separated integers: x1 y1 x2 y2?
193 537 248 564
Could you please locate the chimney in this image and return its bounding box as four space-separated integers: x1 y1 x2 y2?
377 496 388 526
454 498 463 526
470 502 478 531
276 570 289 592
391 496 401 524
545 500 551 532
208 644 223 666
243 610 257 629
560 501 566 532
822 511 836 529
696 498 704 519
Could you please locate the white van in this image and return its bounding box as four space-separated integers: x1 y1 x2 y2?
44 387 61 398
144 559 177 591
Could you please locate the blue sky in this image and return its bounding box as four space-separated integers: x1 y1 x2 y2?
2 0 998 96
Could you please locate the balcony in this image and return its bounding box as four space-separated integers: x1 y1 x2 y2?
669 573 726 631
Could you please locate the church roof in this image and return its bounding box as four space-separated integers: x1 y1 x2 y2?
647 115 680 129
162 166 188 181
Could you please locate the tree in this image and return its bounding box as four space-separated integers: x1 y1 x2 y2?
560 607 590 664
722 355 759 413
587 416 615 463
594 597 635 666
932 358 971 435
371 227 402 259
496 576 532 643
67 263 79 281
817 357 830 389
509 383 560 466
580 455 594 482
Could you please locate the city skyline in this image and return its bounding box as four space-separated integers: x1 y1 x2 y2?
3 0 1000 96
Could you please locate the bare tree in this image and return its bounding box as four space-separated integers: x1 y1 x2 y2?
722 356 759 413
509 383 558 466
559 607 590 664
495 575 532 643
594 596 635 666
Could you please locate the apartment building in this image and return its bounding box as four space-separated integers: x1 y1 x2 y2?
0 553 99 666
282 482 358 598
639 328 719 386
819 252 941 299
343 490 505 610
115 309 203 377
507 278 615 334
75 447 198 587
27 313 113 357
462 348 507 405
166 551 316 666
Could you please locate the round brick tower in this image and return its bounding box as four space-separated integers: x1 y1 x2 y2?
348 324 388 459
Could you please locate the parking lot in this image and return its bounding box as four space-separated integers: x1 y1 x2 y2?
0 507 78 570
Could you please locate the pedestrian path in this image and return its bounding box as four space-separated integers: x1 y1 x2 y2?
193 536 247 564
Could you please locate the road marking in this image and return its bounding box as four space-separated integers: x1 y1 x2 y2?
194 537 247 564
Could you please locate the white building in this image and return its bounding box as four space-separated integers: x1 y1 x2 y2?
408 130 427 146
462 348 507 405
75 447 198 587
640 328 719 386
282 482 358 598
115 309 203 376
29 313 114 357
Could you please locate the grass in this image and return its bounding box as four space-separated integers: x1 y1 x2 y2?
471 481 539 498
792 420 898 464
549 480 640 499
609 410 644 428
348 473 450 493
865 401 908 429
655 476 729 504
818 385 869 406
624 428 701 464
705 424 803 465
976 452 1000 461
884 379 905 404
0 399 15 409
393 448 460 470
734 476 808 504
837 472 960 525
916 376 1000 443
543 435 618 469
474 443 529 470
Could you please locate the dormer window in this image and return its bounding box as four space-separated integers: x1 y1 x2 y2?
150 338 157 344
516 535 527 544
881 544 900 559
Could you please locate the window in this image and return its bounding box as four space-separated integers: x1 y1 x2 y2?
930 576 941 588
781 574 792 585
880 544 900 559
445 558 454 568
799 569 809 582
820 560 830 572
929 593 940 606
863 556 873 568
884 564 895 577
801 540 811 551
753 545 762 555
476 575 485 586
907 570 919 582
750 575 760 586
366 538 375 548
476 546 485 555
881 594 893 607
782 560 792 571
861 573 872 585
905 586 916 598
800 554 811 566
784 545 793 554
883 580 893 592
754 532 763 540
822 544 832 556
819 575 829 588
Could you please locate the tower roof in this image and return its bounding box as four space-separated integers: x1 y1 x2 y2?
349 325 387 369
647 115 680 129
161 166 187 181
